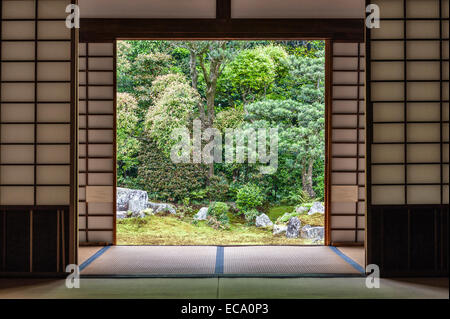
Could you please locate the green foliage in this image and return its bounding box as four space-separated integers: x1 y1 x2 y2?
222 47 276 103
207 202 230 229
213 107 245 133
283 188 312 206
117 93 140 188
138 141 208 202
244 209 260 226
206 175 232 202
243 98 324 199
144 75 200 155
276 211 300 224
117 40 326 205
236 184 264 212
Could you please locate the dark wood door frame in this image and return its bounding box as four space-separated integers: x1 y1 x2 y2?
80 18 364 43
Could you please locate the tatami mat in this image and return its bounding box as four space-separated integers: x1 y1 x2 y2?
81 246 217 275
336 246 365 268
223 246 360 274
78 246 103 265
79 245 365 276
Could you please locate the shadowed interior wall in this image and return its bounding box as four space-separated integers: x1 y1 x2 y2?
78 41 115 246
366 0 449 276
0 0 77 273
330 42 366 245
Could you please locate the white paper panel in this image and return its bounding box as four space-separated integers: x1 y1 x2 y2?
407 144 441 163
1 145 34 164
2 42 35 60
372 186 405 205
0 187 34 205
1 21 35 40
2 0 35 19
36 186 70 205
0 166 34 185
37 124 70 143
372 0 403 18
330 230 356 242
79 0 216 18
407 103 440 121
407 124 440 142
87 231 113 243
38 21 71 40
371 145 405 163
36 166 70 184
372 166 405 184
1 124 34 143
407 186 441 204
407 165 441 184
38 0 71 19
36 145 70 164
37 103 70 122
371 62 403 81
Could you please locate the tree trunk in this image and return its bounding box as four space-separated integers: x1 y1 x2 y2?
302 160 316 198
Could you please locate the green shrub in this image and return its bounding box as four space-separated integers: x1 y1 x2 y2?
206 174 232 202
236 184 264 212
207 202 230 229
244 209 260 226
276 211 299 224
138 141 208 202
283 187 311 206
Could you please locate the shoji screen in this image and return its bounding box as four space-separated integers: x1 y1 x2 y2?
330 42 366 245
367 0 448 275
0 0 77 273
78 41 115 245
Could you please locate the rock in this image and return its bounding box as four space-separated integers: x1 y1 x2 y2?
273 224 287 236
255 213 273 228
128 200 143 214
301 224 324 240
286 217 301 238
147 202 177 215
295 206 308 214
308 202 324 215
194 207 208 220
116 211 129 219
117 187 148 214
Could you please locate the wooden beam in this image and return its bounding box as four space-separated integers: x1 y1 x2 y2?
80 18 364 42
216 0 231 20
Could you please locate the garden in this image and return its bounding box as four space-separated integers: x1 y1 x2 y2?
116 40 325 245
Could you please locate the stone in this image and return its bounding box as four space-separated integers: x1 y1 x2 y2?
273 224 287 236
194 207 208 220
295 206 308 214
301 224 324 240
308 202 324 215
286 217 301 238
116 211 129 219
117 187 148 214
255 213 273 228
147 202 177 215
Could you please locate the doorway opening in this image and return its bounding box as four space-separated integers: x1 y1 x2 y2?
115 40 326 246
77 39 366 276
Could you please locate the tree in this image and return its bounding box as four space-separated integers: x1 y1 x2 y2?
222 47 276 104
174 41 243 179
117 93 140 187
144 74 200 154
244 99 324 198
